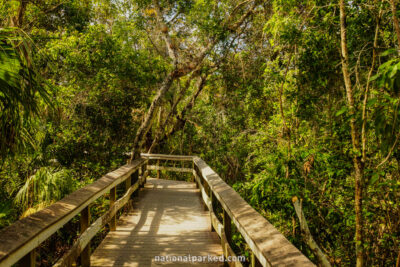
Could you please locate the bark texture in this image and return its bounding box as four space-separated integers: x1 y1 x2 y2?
130 0 257 160
390 0 400 50
339 1 364 266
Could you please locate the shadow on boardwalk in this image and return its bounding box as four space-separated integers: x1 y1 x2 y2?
91 178 223 267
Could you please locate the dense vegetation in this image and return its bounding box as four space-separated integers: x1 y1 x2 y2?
1 0 400 266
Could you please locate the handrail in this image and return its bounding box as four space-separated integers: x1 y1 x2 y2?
141 153 194 161
193 156 314 267
0 158 147 267
143 153 314 267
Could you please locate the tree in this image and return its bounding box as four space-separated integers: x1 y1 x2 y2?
339 1 365 265
129 0 260 160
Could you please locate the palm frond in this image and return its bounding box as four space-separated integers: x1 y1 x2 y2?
0 27 52 159
14 167 75 215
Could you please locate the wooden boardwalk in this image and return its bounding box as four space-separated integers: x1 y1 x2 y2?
0 154 314 267
91 178 224 267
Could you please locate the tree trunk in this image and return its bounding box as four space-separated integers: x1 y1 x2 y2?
130 71 175 160
339 1 364 266
147 74 199 153
151 75 207 150
10 0 28 27
390 0 400 50
130 0 257 160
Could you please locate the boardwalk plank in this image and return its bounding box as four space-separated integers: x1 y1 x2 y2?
91 178 224 267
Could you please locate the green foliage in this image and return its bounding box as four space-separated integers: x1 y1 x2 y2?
371 52 400 95
1 0 400 266
0 200 17 228
160 0 400 265
14 167 76 212
0 28 51 159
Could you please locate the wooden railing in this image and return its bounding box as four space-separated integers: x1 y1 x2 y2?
0 158 148 267
0 154 314 267
141 153 314 267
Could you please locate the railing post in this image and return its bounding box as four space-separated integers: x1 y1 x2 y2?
222 210 232 267
194 170 199 188
143 161 148 184
139 164 142 187
192 161 195 183
140 164 145 188
20 249 36 267
80 206 90 267
125 175 131 190
157 159 160 179
110 187 116 231
203 180 209 211
132 169 139 197
125 174 132 211
223 210 232 243
251 252 262 267
210 188 215 232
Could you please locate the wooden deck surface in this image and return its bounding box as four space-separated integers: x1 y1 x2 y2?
91 178 224 267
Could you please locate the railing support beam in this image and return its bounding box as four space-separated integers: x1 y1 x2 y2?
80 206 91 267
110 187 117 231
203 181 209 211
157 159 160 179
223 210 232 243
251 252 262 267
192 161 195 182
125 176 132 211
210 189 215 232
140 164 146 188
131 170 139 197
223 210 232 267
20 249 36 267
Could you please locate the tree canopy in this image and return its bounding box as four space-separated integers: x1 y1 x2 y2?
1 0 400 266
